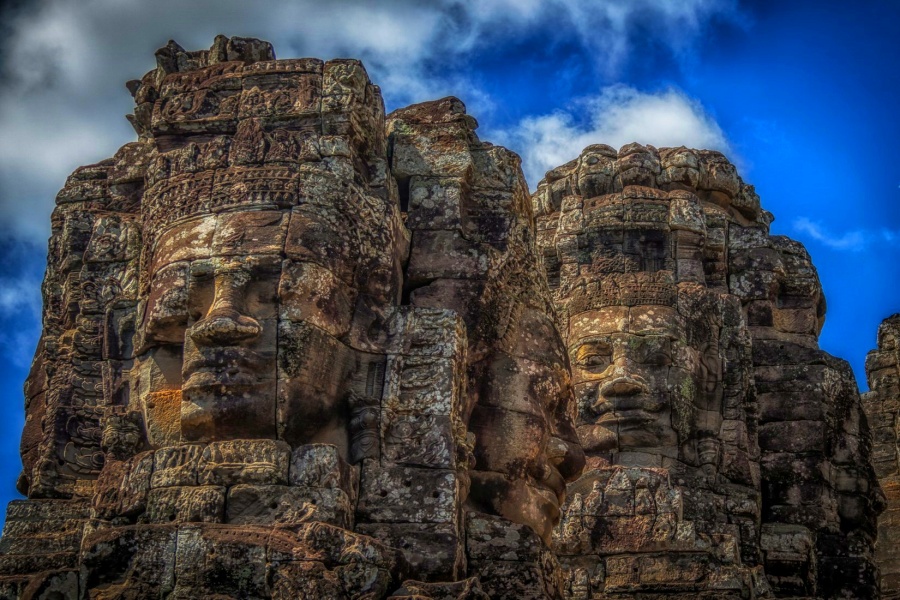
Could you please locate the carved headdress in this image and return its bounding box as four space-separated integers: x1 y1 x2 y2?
565 271 678 317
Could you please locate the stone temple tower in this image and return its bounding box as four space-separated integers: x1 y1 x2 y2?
0 36 886 600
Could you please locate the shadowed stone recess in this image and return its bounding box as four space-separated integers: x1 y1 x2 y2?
0 36 887 599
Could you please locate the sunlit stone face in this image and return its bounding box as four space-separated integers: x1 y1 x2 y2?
468 308 585 543
180 252 281 441
134 204 366 452
568 299 723 467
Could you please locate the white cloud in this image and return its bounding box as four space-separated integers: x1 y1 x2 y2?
0 274 40 316
792 217 900 252
495 84 731 187
0 245 43 368
543 0 740 73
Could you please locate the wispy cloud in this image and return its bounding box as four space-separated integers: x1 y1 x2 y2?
0 274 40 316
447 0 743 75
792 217 900 252
494 84 731 187
0 239 44 368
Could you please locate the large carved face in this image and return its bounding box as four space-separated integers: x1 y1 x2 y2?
568 297 723 468
468 308 585 544
134 196 383 453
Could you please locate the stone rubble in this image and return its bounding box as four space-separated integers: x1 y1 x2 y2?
0 36 890 599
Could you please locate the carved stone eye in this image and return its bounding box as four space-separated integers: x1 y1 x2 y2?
189 261 214 280
575 342 612 369
579 354 609 368
642 351 672 367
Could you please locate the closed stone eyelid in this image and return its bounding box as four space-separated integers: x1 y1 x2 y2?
639 347 673 361
577 353 611 365
574 341 613 359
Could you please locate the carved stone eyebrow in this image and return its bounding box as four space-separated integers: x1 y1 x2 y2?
573 338 613 358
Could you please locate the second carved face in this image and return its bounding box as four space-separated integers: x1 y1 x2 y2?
568 293 725 469
467 307 586 544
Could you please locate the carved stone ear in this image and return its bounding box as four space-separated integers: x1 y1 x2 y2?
346 389 380 465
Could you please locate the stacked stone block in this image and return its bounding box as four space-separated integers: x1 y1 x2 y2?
864 314 900 598
356 307 471 581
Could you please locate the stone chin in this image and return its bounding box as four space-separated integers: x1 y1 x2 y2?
468 471 563 545
577 423 618 454
180 382 276 442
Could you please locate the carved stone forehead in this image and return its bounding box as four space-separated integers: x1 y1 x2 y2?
498 306 568 369
566 279 730 344
144 168 392 278
568 305 682 340
149 210 289 274
142 166 293 240
566 272 677 313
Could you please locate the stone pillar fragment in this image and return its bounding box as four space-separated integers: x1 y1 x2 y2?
357 307 470 582
864 314 900 598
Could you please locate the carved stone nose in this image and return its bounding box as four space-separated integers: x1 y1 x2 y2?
190 308 261 346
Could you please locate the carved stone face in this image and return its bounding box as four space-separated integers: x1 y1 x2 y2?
468 308 585 543
659 146 701 188
134 202 367 452
568 301 723 467
576 144 617 198
615 143 660 188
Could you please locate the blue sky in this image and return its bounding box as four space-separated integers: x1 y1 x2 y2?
0 0 897 518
